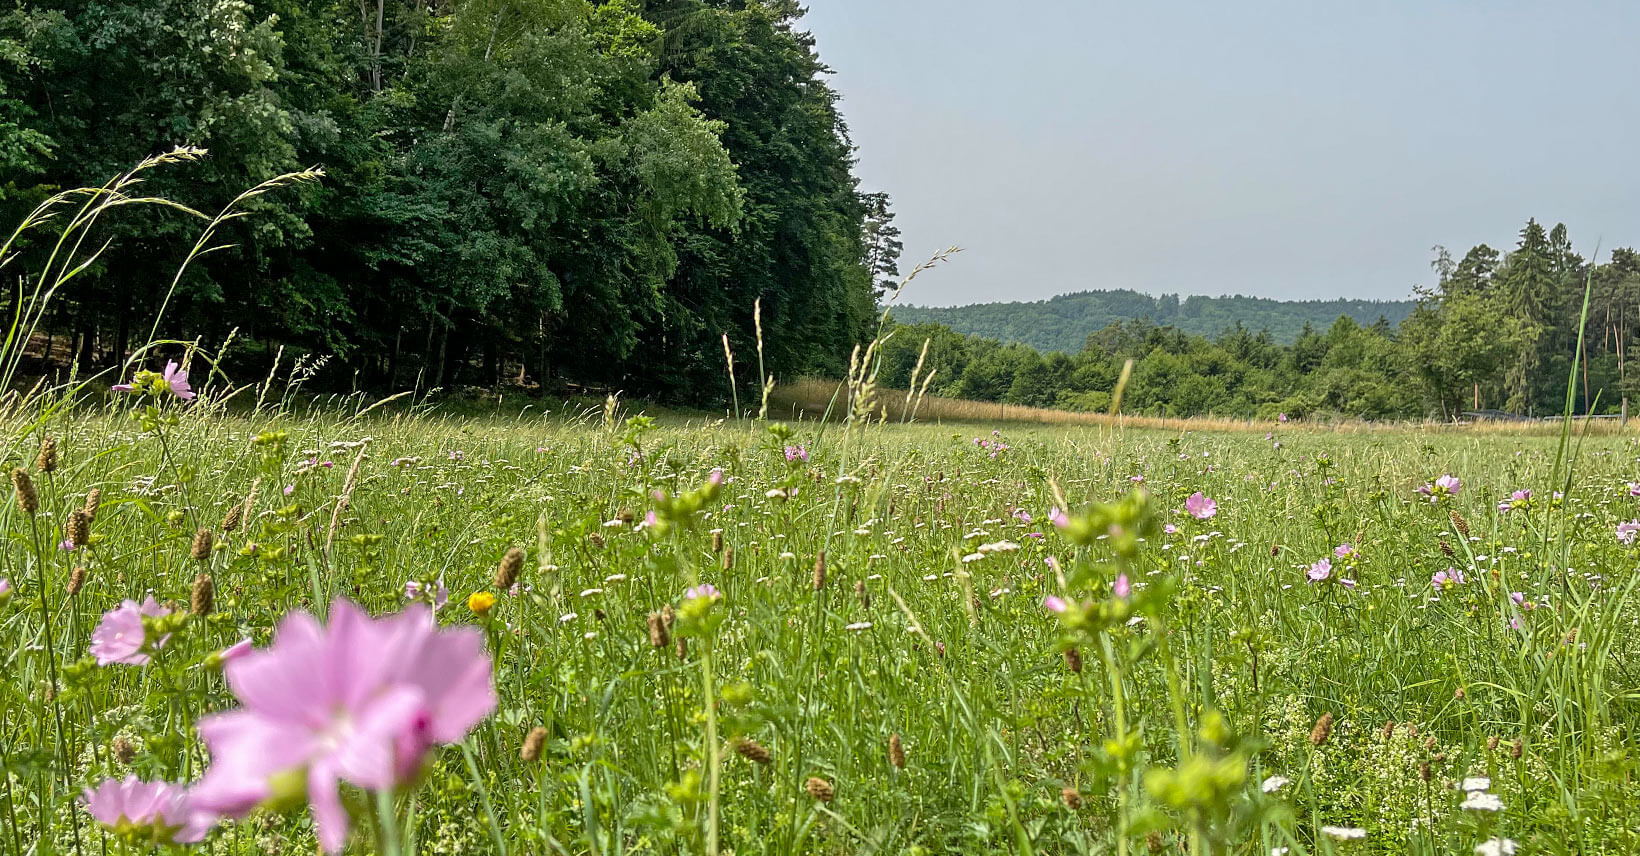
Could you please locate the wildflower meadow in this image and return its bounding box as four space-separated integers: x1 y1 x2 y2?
2 365 1637 855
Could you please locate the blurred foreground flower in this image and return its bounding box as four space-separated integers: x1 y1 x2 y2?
190 599 496 853
81 776 214 844
90 596 172 666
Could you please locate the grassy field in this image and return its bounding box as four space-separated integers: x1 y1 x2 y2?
3 382 1637 855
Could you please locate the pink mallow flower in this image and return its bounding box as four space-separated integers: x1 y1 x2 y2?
1618 520 1640 545
1498 489 1532 513
1185 492 1217 520
1306 558 1332 583
161 360 195 400
1113 574 1131 599
81 776 214 844
1432 568 1465 590
90 596 172 666
1042 595 1069 614
683 583 721 601
189 600 495 853
1419 474 1461 502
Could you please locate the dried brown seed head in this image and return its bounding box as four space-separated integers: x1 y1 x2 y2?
647 612 671 648
804 777 834 802
1063 647 1083 674
1309 712 1334 746
494 547 524 590
12 468 36 516
733 738 772 765
111 737 137 765
191 573 214 616
35 437 56 473
67 566 87 596
1061 787 1082 810
190 527 214 561
888 733 905 769
520 726 547 762
67 509 91 550
1450 509 1470 538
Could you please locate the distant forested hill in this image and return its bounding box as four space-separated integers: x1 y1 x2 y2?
891 290 1416 352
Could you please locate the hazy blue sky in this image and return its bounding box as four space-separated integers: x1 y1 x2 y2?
801 1 1640 306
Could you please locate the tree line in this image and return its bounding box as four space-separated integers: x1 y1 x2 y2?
879 220 1640 422
893 290 1415 352
0 0 900 399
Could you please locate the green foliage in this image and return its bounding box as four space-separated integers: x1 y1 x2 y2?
881 220 1640 423
894 290 1416 351
0 0 875 401
7 389 1636 854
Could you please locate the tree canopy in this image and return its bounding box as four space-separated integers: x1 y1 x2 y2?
0 0 888 400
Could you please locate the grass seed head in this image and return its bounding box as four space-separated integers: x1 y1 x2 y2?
520 726 547 762
35 436 56 473
812 551 826 591
190 527 214 561
712 530 723 554
67 509 91 549
1064 646 1083 673
1310 712 1334 746
722 545 734 571
111 737 137 765
805 776 834 802
221 500 243 533
1061 787 1082 810
889 733 905 768
82 487 101 520
495 547 524 590
67 566 87 596
1450 509 1470 538
647 612 671 648
734 737 772 765
12 468 36 516
191 573 214 616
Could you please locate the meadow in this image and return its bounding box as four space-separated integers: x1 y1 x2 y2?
2 373 1635 855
